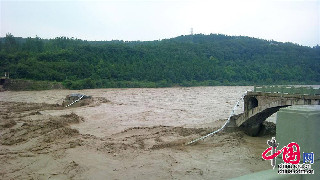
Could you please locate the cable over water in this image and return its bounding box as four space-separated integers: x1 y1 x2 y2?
185 91 248 145
65 95 84 108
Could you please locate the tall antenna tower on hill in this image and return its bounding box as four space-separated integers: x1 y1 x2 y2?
190 28 193 35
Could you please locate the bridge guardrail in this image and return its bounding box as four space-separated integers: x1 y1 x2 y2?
253 86 320 96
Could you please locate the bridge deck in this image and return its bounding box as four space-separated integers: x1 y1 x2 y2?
231 86 320 136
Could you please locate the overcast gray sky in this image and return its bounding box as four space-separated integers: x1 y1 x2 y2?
1 0 319 46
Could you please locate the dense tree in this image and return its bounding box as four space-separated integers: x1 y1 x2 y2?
4 33 19 53
0 34 319 89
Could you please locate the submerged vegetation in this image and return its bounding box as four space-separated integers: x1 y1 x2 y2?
0 33 319 89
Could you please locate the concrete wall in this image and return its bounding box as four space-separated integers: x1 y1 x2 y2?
276 105 320 180
231 105 320 180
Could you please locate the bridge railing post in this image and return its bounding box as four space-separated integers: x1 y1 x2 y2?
316 88 320 96
309 88 315 96
254 86 263 92
280 86 285 94
286 86 295 94
270 86 274 93
265 86 270 93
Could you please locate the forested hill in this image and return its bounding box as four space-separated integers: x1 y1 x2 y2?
0 33 319 89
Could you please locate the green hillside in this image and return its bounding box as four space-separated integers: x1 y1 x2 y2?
0 33 319 89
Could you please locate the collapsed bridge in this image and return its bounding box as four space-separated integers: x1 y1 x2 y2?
231 86 320 136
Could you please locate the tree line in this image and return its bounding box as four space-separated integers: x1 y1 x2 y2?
0 33 319 89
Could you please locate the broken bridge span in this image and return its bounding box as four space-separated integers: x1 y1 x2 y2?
230 86 320 136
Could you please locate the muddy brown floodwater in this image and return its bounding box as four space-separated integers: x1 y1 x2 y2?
0 86 273 179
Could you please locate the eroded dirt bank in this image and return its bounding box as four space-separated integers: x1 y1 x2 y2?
0 87 272 179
